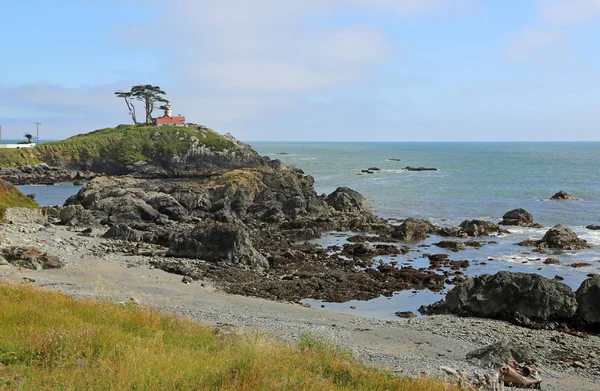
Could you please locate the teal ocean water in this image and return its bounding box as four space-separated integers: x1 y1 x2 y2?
250 142 600 318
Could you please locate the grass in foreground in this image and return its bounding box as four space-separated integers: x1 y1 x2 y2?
0 284 461 391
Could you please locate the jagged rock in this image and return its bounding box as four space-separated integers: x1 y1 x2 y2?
458 220 509 237
103 224 147 242
550 190 577 200
325 187 371 213
586 225 600 230
167 221 268 269
544 258 560 265
467 340 537 369
0 246 63 270
539 224 589 250
59 205 96 227
500 209 542 228
434 240 466 252
421 271 578 329
576 276 600 331
393 217 436 241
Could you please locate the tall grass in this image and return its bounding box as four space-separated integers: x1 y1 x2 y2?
0 284 461 391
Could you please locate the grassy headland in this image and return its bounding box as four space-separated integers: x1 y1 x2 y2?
0 284 460 391
0 125 235 168
0 179 38 222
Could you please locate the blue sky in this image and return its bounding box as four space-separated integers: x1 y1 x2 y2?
1 0 599 141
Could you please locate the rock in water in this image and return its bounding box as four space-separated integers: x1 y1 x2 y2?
500 208 542 228
550 190 578 200
421 271 578 329
167 221 268 269
392 217 436 241
458 220 509 237
539 224 589 250
576 276 600 331
325 187 371 213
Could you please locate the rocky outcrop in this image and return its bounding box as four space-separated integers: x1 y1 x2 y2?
433 240 465 252
517 225 590 251
325 187 371 214
0 164 95 185
60 205 97 227
576 277 600 331
467 341 537 369
550 190 578 200
499 209 542 228
421 271 578 329
539 225 589 250
166 221 268 269
392 218 436 241
456 220 509 237
0 246 63 270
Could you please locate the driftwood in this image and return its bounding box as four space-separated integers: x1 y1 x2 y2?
441 361 542 390
501 362 542 389
441 366 504 390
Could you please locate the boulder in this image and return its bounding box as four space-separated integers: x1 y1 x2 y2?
576 276 600 331
1 246 63 270
393 217 436 241
59 205 96 227
325 187 371 213
433 240 465 252
467 341 537 369
550 190 577 200
421 271 578 328
500 209 542 228
586 225 600 230
539 224 589 250
458 220 509 237
167 221 268 269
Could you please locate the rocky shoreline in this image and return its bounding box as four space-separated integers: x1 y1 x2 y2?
0 220 599 391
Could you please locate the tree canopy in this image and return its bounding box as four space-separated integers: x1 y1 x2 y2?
115 85 168 124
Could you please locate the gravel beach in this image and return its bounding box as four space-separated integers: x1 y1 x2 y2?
1 222 599 391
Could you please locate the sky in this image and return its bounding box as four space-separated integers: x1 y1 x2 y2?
0 0 599 141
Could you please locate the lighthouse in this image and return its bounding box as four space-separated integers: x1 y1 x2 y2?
156 103 186 126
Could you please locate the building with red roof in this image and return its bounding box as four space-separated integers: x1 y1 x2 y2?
156 103 186 126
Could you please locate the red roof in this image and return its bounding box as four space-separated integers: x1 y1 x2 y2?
157 115 186 125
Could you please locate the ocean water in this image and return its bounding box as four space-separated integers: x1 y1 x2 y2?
249 142 600 319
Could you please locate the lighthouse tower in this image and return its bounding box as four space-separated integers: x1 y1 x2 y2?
164 103 173 117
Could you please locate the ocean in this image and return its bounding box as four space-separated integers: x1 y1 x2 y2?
249 142 600 319
18 142 600 320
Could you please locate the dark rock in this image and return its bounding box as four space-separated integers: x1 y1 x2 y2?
0 246 63 270
404 166 437 171
387 158 402 162
325 187 371 213
433 240 466 252
395 311 416 319
586 225 600 230
467 341 537 369
539 224 589 250
458 220 509 237
421 271 578 329
576 276 600 331
182 275 194 284
367 167 381 171
167 221 268 269
341 242 375 257
393 218 436 241
544 258 560 265
570 262 592 268
59 205 96 227
500 208 542 228
26 193 36 200
550 190 578 200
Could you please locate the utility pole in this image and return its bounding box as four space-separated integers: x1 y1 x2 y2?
34 122 41 144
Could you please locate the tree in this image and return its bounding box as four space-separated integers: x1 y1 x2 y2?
23 133 34 143
115 90 137 124
115 85 168 124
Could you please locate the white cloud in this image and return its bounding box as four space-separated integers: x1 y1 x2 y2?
507 0 600 58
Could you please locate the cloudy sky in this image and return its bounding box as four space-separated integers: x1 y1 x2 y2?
1 0 599 141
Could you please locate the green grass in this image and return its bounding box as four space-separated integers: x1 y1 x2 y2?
0 124 236 168
0 284 463 391
0 179 38 222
